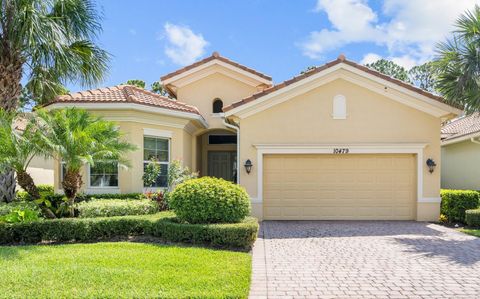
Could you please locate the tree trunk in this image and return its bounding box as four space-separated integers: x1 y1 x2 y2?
0 50 24 202
0 169 16 203
16 170 56 219
62 170 83 217
16 170 40 199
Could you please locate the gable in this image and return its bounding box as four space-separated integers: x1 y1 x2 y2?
161 52 272 97
224 58 460 119
241 78 441 144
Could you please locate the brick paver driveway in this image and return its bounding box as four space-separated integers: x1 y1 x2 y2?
249 221 480 299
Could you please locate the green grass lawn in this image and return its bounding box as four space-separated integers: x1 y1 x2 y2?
0 242 251 299
460 228 480 238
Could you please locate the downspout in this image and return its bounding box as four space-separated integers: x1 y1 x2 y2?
223 117 240 184
471 137 480 145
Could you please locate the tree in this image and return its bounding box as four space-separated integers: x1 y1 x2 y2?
365 59 411 83
0 0 110 201
36 108 136 216
151 81 170 97
125 79 146 89
408 62 438 93
435 5 480 113
0 110 56 217
300 66 317 74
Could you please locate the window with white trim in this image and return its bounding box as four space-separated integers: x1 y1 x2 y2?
333 94 347 119
89 162 119 187
60 161 67 187
143 136 169 187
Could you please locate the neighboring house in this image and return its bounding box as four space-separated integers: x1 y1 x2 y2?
44 52 460 221
441 113 480 190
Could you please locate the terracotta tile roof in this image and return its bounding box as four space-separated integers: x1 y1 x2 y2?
223 54 460 112
44 85 202 115
160 52 272 82
441 113 480 141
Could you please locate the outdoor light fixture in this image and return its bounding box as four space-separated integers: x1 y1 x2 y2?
244 159 253 174
426 158 436 173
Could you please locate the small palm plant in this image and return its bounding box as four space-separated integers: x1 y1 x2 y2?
36 108 136 216
0 109 57 217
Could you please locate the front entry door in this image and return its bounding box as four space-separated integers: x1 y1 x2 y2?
208 151 237 182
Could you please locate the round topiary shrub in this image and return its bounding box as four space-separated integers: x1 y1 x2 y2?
168 177 251 224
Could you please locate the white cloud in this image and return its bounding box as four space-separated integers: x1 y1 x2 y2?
360 53 382 65
301 0 480 65
390 55 418 69
128 29 137 36
163 23 209 65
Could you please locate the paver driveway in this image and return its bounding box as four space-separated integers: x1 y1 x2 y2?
249 221 480 299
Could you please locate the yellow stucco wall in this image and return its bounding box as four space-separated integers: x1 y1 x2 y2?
53 109 194 194
24 156 54 187
441 140 480 190
236 78 443 221
176 72 259 127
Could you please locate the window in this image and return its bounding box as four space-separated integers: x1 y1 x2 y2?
89 162 119 187
333 94 347 119
213 98 223 113
143 136 170 187
208 134 237 144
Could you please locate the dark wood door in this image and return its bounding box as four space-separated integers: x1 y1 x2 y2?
207 151 237 182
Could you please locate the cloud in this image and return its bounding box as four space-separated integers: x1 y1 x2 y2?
128 29 137 36
301 0 480 65
163 23 209 65
360 53 382 65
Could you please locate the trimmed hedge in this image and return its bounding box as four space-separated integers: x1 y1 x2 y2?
80 193 144 201
169 177 251 224
0 212 258 249
441 189 479 223
465 209 480 227
76 199 159 218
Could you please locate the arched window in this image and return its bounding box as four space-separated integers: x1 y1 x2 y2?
332 94 347 119
213 98 223 113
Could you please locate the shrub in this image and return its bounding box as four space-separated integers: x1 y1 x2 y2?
465 209 480 227
80 193 144 201
37 184 54 194
168 177 251 224
76 199 159 218
0 208 40 223
441 189 480 223
144 191 168 211
0 202 41 216
0 212 259 249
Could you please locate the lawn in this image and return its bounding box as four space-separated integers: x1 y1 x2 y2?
461 228 480 238
0 242 251 299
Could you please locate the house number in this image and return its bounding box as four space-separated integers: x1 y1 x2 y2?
333 148 349 154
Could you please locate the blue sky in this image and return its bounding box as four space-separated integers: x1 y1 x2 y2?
68 0 480 92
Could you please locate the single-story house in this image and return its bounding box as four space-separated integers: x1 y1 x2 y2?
441 113 480 190
44 52 461 221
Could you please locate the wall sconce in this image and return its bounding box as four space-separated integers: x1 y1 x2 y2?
244 159 253 174
426 158 436 173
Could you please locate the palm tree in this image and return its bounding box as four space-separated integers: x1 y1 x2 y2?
36 108 136 216
0 0 110 201
0 109 57 217
435 5 480 113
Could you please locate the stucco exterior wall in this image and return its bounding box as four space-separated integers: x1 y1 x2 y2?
441 140 480 190
237 78 442 221
25 156 54 186
176 72 258 127
53 109 194 194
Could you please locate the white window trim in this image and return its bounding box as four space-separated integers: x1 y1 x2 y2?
143 128 173 138
253 143 429 205
143 135 171 188
332 94 347 120
87 162 120 189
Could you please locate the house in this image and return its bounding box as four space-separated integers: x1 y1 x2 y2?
441 113 480 190
44 53 460 221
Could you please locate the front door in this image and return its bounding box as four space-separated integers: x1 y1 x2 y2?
208 151 237 182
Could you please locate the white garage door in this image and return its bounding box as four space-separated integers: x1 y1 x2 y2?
263 154 416 220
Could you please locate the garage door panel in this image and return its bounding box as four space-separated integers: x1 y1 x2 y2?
263 154 416 220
